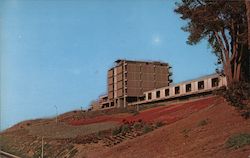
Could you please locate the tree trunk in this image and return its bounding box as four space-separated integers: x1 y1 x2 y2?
245 0 250 81
246 0 250 49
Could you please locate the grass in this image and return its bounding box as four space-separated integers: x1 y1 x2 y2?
197 119 209 127
155 121 165 128
181 128 191 138
112 127 122 136
225 133 250 149
143 124 153 133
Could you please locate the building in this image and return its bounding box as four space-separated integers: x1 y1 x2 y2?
107 59 172 108
128 73 227 106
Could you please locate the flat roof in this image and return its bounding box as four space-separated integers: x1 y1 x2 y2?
115 59 169 65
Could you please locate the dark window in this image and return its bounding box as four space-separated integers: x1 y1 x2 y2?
198 81 204 90
212 78 219 87
125 81 127 86
165 89 169 96
111 102 114 107
125 65 127 71
148 93 152 100
156 91 160 98
125 73 127 78
175 86 180 94
186 84 192 92
125 88 127 94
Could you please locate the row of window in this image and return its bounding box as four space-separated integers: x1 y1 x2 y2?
147 77 219 100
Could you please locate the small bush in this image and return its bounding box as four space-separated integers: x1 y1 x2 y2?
225 133 250 149
143 125 153 133
155 121 165 127
222 82 250 117
112 127 121 136
181 128 191 138
197 119 208 127
121 124 131 134
133 122 143 130
218 81 250 119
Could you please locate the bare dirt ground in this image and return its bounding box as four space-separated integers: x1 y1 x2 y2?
75 97 250 158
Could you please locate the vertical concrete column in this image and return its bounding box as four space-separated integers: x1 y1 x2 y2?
160 89 164 98
114 68 117 107
204 78 208 90
207 78 212 89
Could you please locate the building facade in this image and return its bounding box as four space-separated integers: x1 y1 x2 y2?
128 73 227 106
107 59 172 108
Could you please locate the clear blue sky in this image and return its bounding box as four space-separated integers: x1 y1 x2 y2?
0 0 217 130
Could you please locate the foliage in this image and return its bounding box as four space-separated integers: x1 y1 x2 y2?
112 127 122 136
175 0 249 84
143 124 153 133
181 128 191 138
222 81 250 118
133 122 143 130
121 124 131 134
197 119 208 127
155 121 165 128
226 133 250 149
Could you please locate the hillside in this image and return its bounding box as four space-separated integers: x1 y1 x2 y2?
1 96 250 158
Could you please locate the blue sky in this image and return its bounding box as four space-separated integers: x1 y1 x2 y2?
0 0 217 130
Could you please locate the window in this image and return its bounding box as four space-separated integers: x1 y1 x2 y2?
125 81 127 86
175 86 180 94
186 84 192 92
212 78 219 87
125 73 127 78
125 65 127 71
125 88 127 94
148 93 152 100
156 91 160 98
165 89 169 96
198 81 204 90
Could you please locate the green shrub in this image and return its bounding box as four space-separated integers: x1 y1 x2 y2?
112 127 121 136
133 122 143 130
197 119 208 127
121 124 131 134
143 125 153 133
223 82 250 110
155 121 165 127
222 82 250 118
225 133 250 149
181 128 191 138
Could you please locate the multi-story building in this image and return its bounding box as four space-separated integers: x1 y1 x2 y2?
106 59 172 108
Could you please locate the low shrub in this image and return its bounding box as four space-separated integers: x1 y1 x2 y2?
133 122 143 130
121 124 131 134
197 119 208 127
225 133 250 149
181 128 191 138
143 124 153 133
155 121 165 127
219 81 250 119
112 127 121 136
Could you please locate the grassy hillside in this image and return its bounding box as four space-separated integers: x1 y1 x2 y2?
1 96 250 158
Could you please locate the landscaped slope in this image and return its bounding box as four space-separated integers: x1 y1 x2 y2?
1 96 250 158
80 97 250 158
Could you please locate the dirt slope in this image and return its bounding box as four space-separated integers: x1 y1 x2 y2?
81 98 250 158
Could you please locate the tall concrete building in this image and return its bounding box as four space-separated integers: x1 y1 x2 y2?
106 59 172 108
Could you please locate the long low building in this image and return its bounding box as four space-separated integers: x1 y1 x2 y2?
128 73 227 106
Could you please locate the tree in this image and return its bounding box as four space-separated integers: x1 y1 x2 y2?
175 0 249 85
246 0 250 49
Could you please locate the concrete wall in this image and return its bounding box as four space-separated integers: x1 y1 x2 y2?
143 74 226 102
